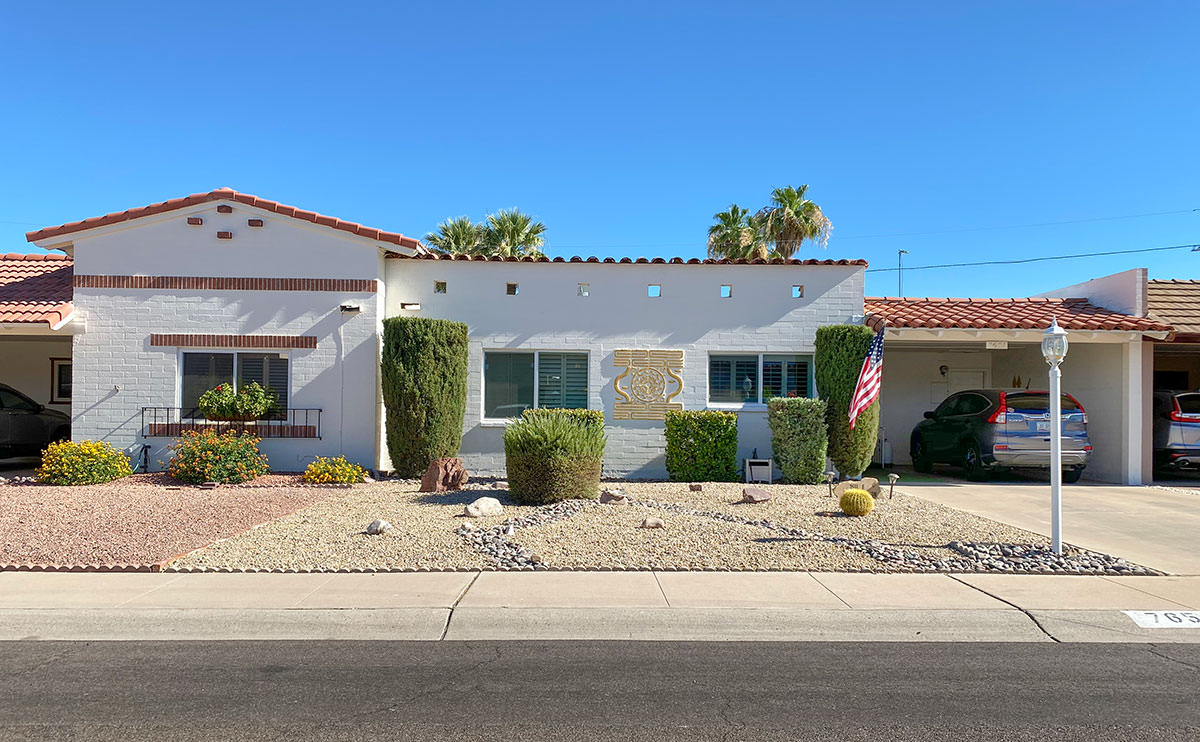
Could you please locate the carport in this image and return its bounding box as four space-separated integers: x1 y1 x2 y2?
1147 279 1200 475
865 296 1171 485
0 253 77 424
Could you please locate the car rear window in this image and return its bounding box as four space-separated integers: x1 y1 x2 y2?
1007 393 1080 412
1178 394 1200 414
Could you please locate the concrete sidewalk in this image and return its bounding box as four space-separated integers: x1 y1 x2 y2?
3 571 1200 643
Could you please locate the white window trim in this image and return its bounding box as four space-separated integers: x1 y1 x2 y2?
175 348 293 410
49 358 71 404
480 349 590 425
706 352 815 411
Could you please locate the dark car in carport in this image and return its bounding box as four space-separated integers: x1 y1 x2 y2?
910 389 1091 482
0 383 70 460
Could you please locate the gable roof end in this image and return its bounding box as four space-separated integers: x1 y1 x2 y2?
25 188 427 253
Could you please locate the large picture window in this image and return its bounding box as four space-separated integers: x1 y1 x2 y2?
709 353 811 406
483 351 588 418
181 352 289 414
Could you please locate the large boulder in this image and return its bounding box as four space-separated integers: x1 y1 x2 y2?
420 457 469 492
834 476 880 497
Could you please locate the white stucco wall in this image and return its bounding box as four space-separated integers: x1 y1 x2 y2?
1036 269 1147 316
65 202 390 472
0 337 73 413
385 259 865 478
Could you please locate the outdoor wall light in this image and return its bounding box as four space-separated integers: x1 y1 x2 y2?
339 304 362 314
939 365 949 377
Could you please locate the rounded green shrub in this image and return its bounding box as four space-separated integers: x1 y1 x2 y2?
839 488 875 517
504 412 606 505
382 317 470 477
815 325 881 479
767 397 828 484
664 410 739 482
36 440 132 485
168 430 270 484
303 455 366 484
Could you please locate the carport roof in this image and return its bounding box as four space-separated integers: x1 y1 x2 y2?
865 296 1173 333
1147 280 1200 336
0 253 74 328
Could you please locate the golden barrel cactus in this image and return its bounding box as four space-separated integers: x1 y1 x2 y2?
839 488 875 517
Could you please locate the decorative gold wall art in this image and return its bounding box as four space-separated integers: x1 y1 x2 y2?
612 349 684 420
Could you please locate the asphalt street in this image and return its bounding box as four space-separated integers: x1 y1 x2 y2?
1 640 1198 741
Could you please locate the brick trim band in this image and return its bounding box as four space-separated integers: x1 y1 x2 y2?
150 334 317 349
73 275 377 293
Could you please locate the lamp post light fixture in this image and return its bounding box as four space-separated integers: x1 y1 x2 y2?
1042 317 1069 555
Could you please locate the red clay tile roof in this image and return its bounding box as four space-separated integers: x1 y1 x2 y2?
389 253 868 266
1148 280 1200 336
25 188 426 252
864 296 1173 333
0 253 74 327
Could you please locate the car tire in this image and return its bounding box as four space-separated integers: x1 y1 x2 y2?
911 437 933 473
962 442 987 482
1063 468 1083 484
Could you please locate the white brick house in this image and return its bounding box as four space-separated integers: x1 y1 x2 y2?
22 189 867 478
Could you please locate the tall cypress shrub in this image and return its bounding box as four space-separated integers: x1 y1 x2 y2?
381 317 469 477
815 324 880 479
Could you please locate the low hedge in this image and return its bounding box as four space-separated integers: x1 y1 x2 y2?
663 410 738 482
36 440 132 485
520 407 605 434
167 430 270 484
767 397 828 484
504 412 606 505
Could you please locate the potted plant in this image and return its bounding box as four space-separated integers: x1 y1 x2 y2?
197 382 277 422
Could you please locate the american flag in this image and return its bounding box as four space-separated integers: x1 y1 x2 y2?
848 328 885 430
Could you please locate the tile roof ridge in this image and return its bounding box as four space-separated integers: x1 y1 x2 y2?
1 252 71 262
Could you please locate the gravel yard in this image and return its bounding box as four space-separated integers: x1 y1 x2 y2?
167 479 1157 574
0 474 336 567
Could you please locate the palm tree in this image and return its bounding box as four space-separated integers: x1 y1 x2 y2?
707 205 767 260
482 208 547 258
756 185 832 259
424 216 484 254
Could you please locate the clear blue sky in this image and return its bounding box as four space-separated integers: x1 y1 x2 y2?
2 1 1196 297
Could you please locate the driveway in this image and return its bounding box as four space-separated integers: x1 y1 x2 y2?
897 478 1200 574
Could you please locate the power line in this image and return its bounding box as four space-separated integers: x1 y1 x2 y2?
866 243 1198 274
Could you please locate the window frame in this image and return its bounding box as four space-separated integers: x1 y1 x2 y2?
481 349 591 424
49 357 71 403
706 352 814 411
176 349 293 414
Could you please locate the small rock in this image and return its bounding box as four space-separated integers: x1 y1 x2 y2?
362 474 375 483
200 481 220 489
366 519 392 535
504 524 515 536
741 487 771 504
465 496 504 518
640 517 665 529
689 483 703 492
834 477 881 497
599 488 629 505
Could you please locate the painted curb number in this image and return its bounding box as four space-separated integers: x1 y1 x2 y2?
1123 610 1200 629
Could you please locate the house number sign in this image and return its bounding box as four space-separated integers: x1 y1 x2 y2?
1123 610 1200 628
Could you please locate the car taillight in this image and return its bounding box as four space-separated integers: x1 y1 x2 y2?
987 392 1007 424
1084 445 1093 452
1066 393 1087 424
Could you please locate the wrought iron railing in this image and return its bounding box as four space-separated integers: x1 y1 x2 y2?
141 408 322 439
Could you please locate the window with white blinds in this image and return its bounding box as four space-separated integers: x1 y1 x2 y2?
709 353 811 406
483 351 589 418
181 352 290 413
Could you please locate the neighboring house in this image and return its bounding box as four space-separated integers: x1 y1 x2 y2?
20 188 865 478
1146 279 1200 391
0 253 76 416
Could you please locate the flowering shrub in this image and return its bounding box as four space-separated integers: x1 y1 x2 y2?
302 455 366 484
168 430 269 484
197 382 276 421
36 440 132 485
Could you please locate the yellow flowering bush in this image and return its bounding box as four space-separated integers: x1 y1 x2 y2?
303 455 366 484
36 440 132 485
168 430 269 484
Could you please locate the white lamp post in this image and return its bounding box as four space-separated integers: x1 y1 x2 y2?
1041 317 1069 555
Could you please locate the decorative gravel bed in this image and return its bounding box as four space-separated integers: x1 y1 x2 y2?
168 479 1160 574
0 473 342 568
